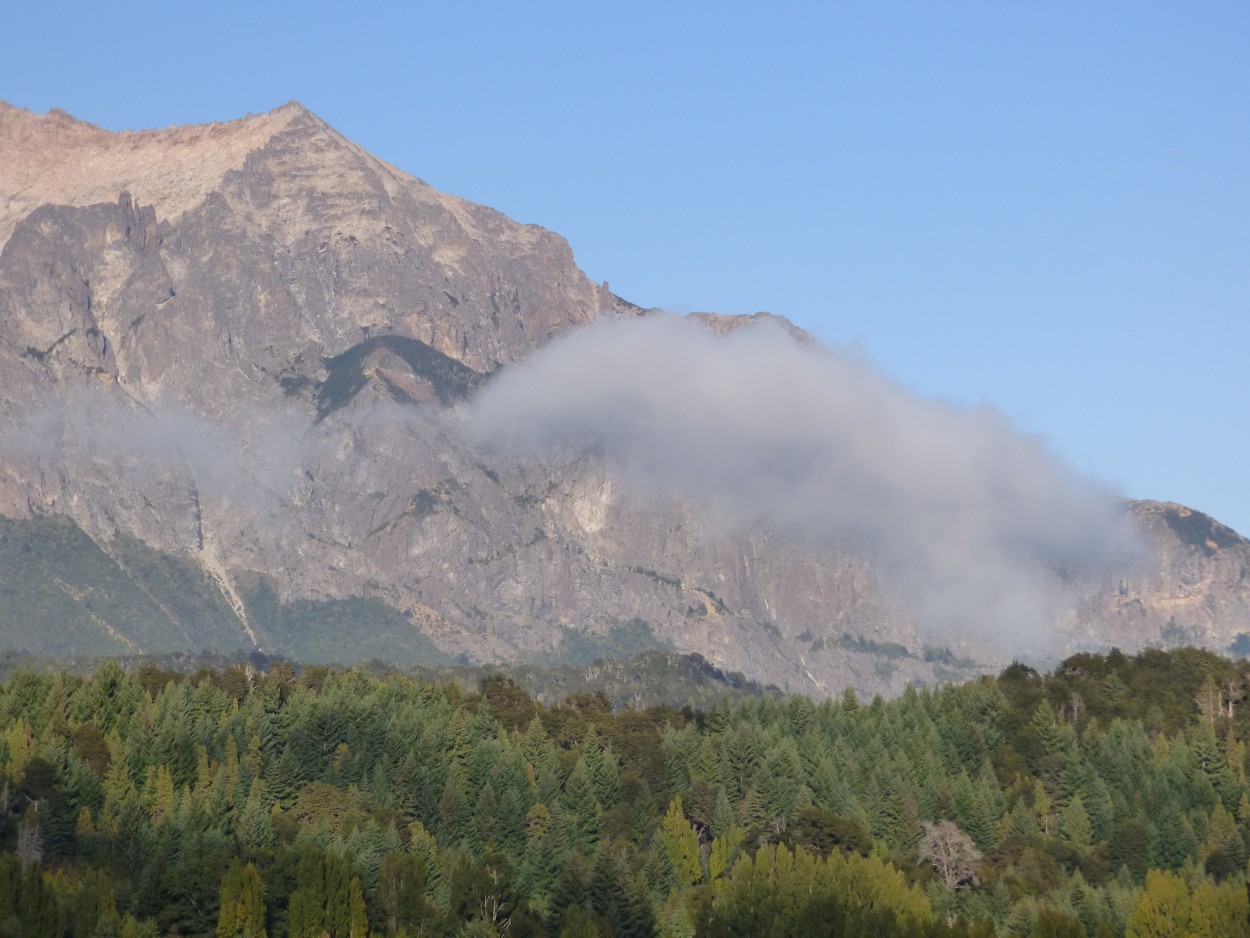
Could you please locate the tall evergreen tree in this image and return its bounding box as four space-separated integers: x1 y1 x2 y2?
215 860 267 938
658 795 702 889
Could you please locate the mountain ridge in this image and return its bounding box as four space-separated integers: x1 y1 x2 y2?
0 99 310 249
1 101 1248 697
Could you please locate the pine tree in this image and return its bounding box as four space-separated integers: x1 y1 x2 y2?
548 853 591 933
1001 800 1038 843
1057 794 1093 853
1083 776 1116 843
589 847 654 938
842 688 860 713
705 697 733 735
235 781 275 854
287 848 366 938
1151 807 1195 871
759 737 802 820
724 723 762 802
496 785 528 857
1102 671 1126 708
736 785 767 830
408 821 444 913
708 827 746 882
562 757 601 853
518 804 560 918
1195 676 1221 725
588 844 623 925
1032 779 1054 835
658 795 702 889
346 877 368 938
695 735 723 782
556 902 600 938
148 764 176 823
17 861 64 938
246 735 263 783
710 788 735 841
438 763 472 844
593 745 623 809
663 726 694 795
67 868 119 938
3 717 35 779
268 746 300 809
473 780 498 852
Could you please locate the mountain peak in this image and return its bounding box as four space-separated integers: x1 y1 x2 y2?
0 100 308 249
1129 499 1249 553
268 99 334 131
688 310 818 344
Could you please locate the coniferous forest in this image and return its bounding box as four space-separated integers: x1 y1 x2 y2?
3 648 1250 936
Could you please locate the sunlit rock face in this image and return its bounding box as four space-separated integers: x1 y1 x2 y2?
1 100 1248 697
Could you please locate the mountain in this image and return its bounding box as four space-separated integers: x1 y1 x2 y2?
1 100 1248 696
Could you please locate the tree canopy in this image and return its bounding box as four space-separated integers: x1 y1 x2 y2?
1 646 1250 935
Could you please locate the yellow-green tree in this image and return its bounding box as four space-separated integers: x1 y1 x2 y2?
658 795 702 889
712 842 934 936
1186 879 1250 938
216 860 267 938
1125 869 1190 938
708 826 745 881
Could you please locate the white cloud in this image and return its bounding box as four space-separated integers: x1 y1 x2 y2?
470 313 1141 648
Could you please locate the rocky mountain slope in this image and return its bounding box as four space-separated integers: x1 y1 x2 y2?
1 101 1248 696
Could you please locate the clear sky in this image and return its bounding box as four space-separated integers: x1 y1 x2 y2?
5 1 1248 535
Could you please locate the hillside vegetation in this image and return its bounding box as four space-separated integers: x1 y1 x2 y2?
3 648 1250 935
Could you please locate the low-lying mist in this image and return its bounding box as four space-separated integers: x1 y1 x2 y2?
1 390 305 507
0 313 1143 660
470 313 1141 652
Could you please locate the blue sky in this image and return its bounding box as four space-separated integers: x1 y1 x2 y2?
5 1 1249 535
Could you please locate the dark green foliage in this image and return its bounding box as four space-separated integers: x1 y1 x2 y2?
588 846 654 938
377 850 429 935
548 852 591 933
1024 646 1240 735
239 575 454 666
0 645 780 715
837 633 912 659
1029 908 1088 937
0 854 64 937
0 514 245 656
535 618 673 667
479 674 538 732
0 514 463 667
3 646 1250 935
780 807 873 857
287 848 367 937
108 532 247 649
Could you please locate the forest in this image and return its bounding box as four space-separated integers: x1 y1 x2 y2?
2 646 1250 936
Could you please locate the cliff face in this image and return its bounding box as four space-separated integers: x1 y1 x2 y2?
1071 501 1250 651
2 101 1248 696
